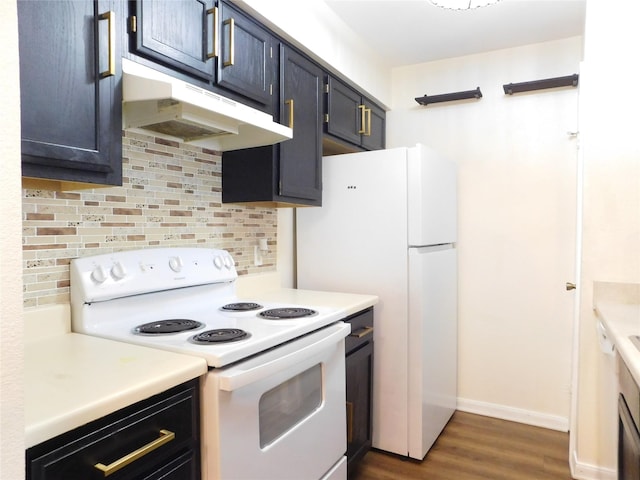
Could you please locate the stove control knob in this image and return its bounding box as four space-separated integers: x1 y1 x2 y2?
90 265 108 284
213 255 224 269
111 261 127 280
223 256 234 269
169 256 183 272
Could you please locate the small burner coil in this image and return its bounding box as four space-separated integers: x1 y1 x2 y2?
190 328 250 344
258 308 318 320
220 302 263 312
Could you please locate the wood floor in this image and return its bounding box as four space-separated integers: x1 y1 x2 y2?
350 411 573 480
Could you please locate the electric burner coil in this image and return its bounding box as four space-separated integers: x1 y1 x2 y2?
258 307 318 320
190 328 251 344
133 319 205 335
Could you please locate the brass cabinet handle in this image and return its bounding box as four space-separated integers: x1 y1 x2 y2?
365 107 372 136
98 11 115 78
358 105 366 134
206 6 219 59
94 429 175 477
566 282 576 291
285 99 294 129
346 401 354 443
223 17 235 66
349 326 373 338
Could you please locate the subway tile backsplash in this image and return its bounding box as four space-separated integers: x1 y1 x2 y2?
22 131 277 308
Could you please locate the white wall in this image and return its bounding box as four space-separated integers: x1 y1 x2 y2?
237 0 392 106
0 0 25 477
387 37 583 429
572 0 640 477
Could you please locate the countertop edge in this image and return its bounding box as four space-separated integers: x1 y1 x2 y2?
595 301 640 387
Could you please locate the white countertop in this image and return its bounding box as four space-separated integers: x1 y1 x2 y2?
24 305 207 448
594 282 640 387
24 289 377 448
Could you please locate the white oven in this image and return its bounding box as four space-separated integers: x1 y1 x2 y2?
70 247 350 480
202 322 349 480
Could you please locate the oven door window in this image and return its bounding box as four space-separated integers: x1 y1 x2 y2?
259 364 323 448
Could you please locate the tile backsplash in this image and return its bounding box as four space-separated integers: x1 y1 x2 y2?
22 131 277 308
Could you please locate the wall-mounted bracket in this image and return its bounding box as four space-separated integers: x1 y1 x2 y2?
503 74 579 95
415 87 482 106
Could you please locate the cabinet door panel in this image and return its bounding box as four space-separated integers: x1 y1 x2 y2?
135 0 213 81
346 341 374 470
218 2 273 105
280 47 323 203
326 77 362 145
18 0 122 185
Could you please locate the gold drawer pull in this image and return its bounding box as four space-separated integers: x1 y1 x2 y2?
285 99 294 129
349 326 373 338
98 11 115 78
94 429 175 477
358 104 366 134
223 17 235 66
346 401 354 443
206 6 219 59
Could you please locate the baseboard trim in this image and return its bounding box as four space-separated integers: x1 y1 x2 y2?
570 449 616 480
456 397 569 432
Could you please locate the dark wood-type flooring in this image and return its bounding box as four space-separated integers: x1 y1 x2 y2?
350 411 573 480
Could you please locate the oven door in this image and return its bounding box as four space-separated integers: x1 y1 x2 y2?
201 322 350 480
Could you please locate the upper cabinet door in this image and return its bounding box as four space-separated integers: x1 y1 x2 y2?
217 1 275 106
134 0 215 81
326 77 362 146
325 75 386 152
279 46 324 204
18 0 123 187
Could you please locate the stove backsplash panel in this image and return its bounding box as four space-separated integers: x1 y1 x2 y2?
22 131 277 308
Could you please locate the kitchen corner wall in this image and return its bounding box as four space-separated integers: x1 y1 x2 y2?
22 131 278 308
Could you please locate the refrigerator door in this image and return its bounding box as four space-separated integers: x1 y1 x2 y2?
407 244 457 459
407 144 457 246
296 147 411 456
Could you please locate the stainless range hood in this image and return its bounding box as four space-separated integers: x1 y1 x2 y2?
122 59 292 151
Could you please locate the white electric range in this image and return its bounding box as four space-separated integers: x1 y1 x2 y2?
70 247 349 480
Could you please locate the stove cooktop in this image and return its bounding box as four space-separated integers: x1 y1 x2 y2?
70 248 345 367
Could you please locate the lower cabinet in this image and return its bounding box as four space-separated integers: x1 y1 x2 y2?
344 308 374 474
26 379 200 480
618 354 640 480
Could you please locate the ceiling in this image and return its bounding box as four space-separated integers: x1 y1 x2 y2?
324 0 586 67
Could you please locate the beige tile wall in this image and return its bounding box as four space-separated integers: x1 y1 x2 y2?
22 131 277 308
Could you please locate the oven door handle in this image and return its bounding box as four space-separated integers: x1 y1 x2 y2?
217 322 350 392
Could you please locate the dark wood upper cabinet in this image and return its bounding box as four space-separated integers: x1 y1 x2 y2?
325 75 385 153
18 0 123 187
217 1 275 106
131 0 275 108
133 0 215 81
222 44 323 207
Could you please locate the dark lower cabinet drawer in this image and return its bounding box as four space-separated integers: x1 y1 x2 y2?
26 380 200 480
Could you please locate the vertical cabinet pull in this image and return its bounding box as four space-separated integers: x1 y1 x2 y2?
98 11 115 78
358 104 366 134
223 17 235 66
285 99 294 129
94 429 175 476
365 108 372 136
346 401 354 443
207 7 219 59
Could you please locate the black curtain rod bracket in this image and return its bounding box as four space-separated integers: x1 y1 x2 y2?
503 74 579 95
415 87 482 106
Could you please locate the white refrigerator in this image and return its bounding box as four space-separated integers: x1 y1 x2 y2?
296 144 457 460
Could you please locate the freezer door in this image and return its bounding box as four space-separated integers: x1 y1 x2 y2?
407 144 457 246
407 244 457 459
